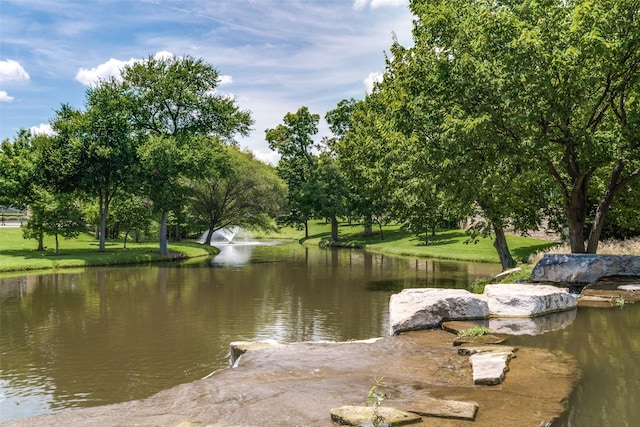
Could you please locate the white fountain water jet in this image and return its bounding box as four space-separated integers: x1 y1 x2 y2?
198 226 254 245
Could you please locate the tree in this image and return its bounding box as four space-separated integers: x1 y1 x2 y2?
190 145 286 245
22 187 84 255
121 54 253 255
309 151 350 242
402 0 640 254
330 94 405 240
266 106 319 238
0 130 36 209
109 194 153 248
48 80 139 252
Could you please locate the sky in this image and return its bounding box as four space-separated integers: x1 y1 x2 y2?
0 0 414 164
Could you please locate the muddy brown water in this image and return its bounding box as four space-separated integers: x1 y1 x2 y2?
0 242 638 426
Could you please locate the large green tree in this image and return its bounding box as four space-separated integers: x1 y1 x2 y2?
190 145 286 245
266 106 319 238
48 80 139 252
121 54 253 255
399 0 640 254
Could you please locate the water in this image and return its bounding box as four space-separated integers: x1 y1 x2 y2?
0 243 637 425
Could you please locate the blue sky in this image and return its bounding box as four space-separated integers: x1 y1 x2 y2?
0 0 413 163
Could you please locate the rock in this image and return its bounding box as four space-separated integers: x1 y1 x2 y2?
531 254 640 284
464 346 517 386
488 309 577 335
403 396 479 420
330 405 421 426
389 288 488 335
457 345 517 356
4 330 580 427
484 284 577 317
228 340 287 367
577 288 640 307
453 334 507 346
618 284 640 291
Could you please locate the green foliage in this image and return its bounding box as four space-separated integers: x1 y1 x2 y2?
22 187 85 255
365 376 386 427
190 145 286 244
266 107 320 236
397 0 640 255
457 325 490 338
121 54 254 254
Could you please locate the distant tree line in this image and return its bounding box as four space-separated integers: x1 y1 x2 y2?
0 55 285 255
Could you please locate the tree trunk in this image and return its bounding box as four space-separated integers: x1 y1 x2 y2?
493 224 516 271
123 230 129 249
363 214 374 236
205 227 214 246
566 180 588 254
37 232 44 251
304 220 309 239
99 204 108 252
55 233 59 256
159 210 169 256
331 216 339 241
586 162 640 254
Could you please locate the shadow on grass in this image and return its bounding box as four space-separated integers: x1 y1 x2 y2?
511 241 559 262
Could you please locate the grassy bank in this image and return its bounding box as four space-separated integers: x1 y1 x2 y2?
0 227 217 274
1 221 561 275
262 221 559 264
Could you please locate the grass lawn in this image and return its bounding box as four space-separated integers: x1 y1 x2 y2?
0 227 217 274
2 220 559 274
264 221 559 264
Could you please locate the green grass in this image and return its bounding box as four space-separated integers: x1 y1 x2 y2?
0 227 217 275
265 221 558 264
1 220 558 275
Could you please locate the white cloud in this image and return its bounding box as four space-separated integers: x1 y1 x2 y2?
75 51 180 86
0 59 30 82
153 50 174 60
364 71 383 93
353 0 407 10
76 57 138 86
0 90 14 102
219 75 233 86
30 123 55 136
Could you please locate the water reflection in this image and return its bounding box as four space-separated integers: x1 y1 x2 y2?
490 309 578 335
0 245 496 422
507 304 640 427
210 241 280 267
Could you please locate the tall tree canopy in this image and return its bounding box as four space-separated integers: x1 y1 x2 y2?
190 145 286 245
47 80 139 252
121 54 254 255
266 106 319 238
385 0 640 254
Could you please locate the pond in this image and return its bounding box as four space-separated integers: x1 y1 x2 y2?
0 242 638 426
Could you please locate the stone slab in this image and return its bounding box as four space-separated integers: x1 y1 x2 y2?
330 405 421 426
618 284 640 291
404 396 479 420
484 284 577 317
389 288 489 334
531 254 640 283
469 350 516 386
